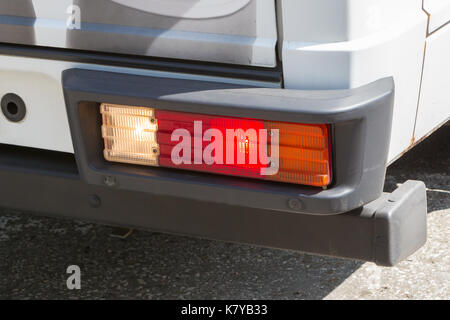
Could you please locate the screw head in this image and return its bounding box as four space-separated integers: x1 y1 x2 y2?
103 176 117 187
288 198 302 210
88 194 101 208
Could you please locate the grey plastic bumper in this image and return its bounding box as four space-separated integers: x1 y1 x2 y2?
0 145 427 266
373 181 427 266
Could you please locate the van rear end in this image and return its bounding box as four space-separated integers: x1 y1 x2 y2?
1 0 448 265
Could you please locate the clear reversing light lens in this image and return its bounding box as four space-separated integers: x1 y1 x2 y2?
100 103 159 166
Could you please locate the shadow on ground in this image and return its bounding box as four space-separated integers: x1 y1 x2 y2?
0 126 448 299
384 125 450 213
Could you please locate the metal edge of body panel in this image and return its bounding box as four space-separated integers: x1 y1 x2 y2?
0 43 282 84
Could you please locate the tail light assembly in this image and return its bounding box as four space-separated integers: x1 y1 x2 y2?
100 103 332 187
64 69 395 215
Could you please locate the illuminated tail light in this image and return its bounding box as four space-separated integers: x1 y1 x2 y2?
100 103 332 187
101 104 159 166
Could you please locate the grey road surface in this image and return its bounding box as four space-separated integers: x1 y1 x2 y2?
0 126 449 299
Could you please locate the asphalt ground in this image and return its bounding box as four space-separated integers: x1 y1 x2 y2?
0 125 449 299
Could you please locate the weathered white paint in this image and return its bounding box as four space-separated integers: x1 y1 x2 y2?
414 24 450 140
423 0 450 33
279 0 428 162
110 0 252 19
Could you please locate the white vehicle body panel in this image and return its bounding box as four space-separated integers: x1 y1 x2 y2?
0 0 277 67
415 24 450 140
423 0 450 33
0 0 448 165
279 0 429 162
0 56 279 154
109 0 252 19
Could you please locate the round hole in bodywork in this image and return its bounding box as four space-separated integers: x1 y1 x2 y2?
7 102 19 115
1 93 27 122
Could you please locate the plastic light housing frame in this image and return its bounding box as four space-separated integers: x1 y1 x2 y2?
100 103 332 187
63 68 394 215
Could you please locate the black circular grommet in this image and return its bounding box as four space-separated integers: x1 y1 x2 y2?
1 93 26 122
88 194 102 208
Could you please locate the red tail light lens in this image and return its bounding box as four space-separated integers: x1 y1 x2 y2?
101 104 332 187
